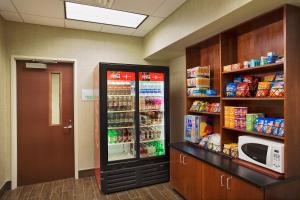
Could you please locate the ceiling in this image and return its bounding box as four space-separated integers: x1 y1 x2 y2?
0 0 186 37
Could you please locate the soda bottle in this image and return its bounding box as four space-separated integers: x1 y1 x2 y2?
108 130 112 144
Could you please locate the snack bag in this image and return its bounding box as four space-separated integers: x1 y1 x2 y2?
236 83 250 97
262 118 276 134
225 83 237 97
272 119 282 136
270 81 284 97
275 72 284 82
278 120 284 137
255 118 264 132
256 82 271 97
234 75 243 83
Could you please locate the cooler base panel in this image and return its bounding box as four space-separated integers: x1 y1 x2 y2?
100 162 169 194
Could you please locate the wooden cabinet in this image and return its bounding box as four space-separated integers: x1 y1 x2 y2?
170 148 202 200
226 175 264 200
202 162 263 200
171 148 264 200
202 163 226 200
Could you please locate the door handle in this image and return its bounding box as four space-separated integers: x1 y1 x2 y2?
226 176 232 190
64 120 73 129
182 156 187 165
220 175 226 187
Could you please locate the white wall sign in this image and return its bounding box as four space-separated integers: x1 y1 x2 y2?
82 89 96 101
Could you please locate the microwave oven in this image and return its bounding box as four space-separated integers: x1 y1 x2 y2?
238 136 284 173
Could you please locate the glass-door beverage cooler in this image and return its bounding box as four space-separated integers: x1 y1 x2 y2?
94 63 169 194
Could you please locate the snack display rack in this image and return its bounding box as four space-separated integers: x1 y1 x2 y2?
185 6 300 178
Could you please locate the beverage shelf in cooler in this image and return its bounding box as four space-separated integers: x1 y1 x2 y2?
140 138 164 143
108 141 134 146
108 126 135 130
108 152 134 162
139 109 164 112
108 110 135 113
139 94 164 97
140 124 164 128
108 95 135 97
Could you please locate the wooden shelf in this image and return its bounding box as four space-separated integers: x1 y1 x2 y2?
189 110 220 116
222 62 284 75
108 110 135 113
222 97 284 101
187 95 220 99
223 127 284 141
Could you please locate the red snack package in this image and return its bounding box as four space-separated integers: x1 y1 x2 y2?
236 83 250 97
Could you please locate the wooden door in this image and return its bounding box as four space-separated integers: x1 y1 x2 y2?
202 163 226 200
182 154 202 200
170 148 183 193
17 60 74 186
226 176 264 200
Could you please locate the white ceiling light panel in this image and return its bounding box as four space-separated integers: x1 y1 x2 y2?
65 1 147 28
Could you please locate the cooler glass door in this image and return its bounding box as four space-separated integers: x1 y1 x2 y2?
138 72 166 158
106 71 137 162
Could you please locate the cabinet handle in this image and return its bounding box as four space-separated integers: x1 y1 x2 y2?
220 175 225 187
226 176 232 190
182 156 187 165
179 154 182 164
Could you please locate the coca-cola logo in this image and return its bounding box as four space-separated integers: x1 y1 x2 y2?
142 73 150 81
111 72 120 79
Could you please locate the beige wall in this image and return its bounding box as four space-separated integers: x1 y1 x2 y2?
144 0 251 58
169 55 186 143
4 21 167 179
0 17 10 188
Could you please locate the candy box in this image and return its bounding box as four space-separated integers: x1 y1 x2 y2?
243 61 250 68
255 118 265 132
270 81 284 97
232 63 242 71
225 83 237 97
263 74 275 82
256 82 271 97
188 66 210 77
262 118 276 134
236 83 250 97
223 65 232 72
267 52 278 64
250 59 260 67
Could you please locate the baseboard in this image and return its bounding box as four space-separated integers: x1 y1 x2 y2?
78 168 95 178
0 181 11 199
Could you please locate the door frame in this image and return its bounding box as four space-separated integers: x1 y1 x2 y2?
11 55 79 189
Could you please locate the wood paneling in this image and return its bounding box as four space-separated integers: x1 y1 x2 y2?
284 4 300 178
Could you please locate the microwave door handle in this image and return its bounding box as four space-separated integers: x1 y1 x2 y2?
266 147 272 167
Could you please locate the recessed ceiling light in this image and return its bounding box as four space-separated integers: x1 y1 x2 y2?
65 1 148 28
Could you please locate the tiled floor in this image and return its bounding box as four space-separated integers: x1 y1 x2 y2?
1 177 183 200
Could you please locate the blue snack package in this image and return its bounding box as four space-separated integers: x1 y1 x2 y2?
206 89 217 96
233 75 243 83
278 120 284 137
263 118 276 134
255 118 264 132
273 119 282 136
225 83 237 97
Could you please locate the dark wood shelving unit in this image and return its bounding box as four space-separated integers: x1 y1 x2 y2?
185 5 300 179
222 97 284 101
223 127 284 141
222 62 284 75
189 110 220 116
187 95 220 99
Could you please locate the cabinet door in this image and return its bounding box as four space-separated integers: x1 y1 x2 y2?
170 148 183 193
202 163 226 200
226 176 264 200
182 154 202 200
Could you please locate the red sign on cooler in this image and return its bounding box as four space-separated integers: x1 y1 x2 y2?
107 71 135 81
139 72 164 81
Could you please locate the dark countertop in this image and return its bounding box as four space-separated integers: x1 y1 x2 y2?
171 142 289 188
